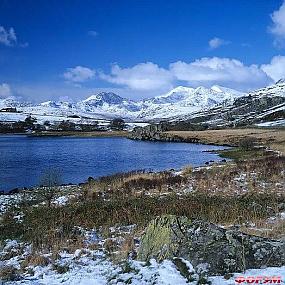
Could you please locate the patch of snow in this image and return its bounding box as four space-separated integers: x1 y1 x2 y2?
52 195 69 206
256 119 285 127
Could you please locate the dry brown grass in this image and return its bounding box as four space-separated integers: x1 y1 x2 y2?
240 218 285 239
165 128 285 154
0 265 20 282
83 170 187 198
191 156 285 197
21 253 50 268
181 165 193 177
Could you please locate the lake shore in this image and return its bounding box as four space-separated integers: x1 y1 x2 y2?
1 135 228 193
130 127 285 155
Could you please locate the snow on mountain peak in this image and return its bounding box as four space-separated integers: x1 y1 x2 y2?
211 85 223 93
147 86 195 104
248 80 285 98
169 86 195 93
40 101 59 108
83 92 125 105
0 96 32 109
0 85 253 121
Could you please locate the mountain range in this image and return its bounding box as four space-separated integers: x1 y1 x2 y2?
0 85 245 121
0 81 284 126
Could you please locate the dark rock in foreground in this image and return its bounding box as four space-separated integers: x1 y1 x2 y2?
138 215 285 275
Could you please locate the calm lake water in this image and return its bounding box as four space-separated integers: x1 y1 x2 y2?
0 135 228 192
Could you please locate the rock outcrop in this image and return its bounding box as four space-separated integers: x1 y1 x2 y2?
129 124 168 141
138 215 285 275
129 124 204 142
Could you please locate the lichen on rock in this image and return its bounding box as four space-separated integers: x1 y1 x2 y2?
137 215 190 261
137 215 285 275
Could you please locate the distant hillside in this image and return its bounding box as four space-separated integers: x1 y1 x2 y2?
0 81 284 128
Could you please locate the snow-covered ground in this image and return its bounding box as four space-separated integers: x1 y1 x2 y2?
1 238 284 285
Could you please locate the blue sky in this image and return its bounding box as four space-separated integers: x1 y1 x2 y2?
0 0 285 102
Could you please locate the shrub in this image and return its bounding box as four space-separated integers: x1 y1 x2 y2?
0 266 21 282
181 165 193 177
239 137 256 150
22 253 50 268
38 168 62 207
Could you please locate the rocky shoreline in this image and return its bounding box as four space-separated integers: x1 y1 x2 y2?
129 125 285 154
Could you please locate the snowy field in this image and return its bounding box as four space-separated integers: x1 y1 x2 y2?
1 239 285 285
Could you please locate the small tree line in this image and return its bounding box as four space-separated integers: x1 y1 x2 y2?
0 117 126 133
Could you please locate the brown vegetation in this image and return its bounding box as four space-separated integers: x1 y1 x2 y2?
165 128 285 154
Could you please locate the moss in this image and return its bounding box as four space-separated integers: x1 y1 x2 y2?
137 215 190 261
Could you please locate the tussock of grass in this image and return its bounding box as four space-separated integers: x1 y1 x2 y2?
82 170 187 198
21 253 50 268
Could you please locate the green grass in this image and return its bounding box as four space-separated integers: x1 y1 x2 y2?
218 147 268 161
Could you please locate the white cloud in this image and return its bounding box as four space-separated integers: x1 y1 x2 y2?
269 1 285 47
99 58 272 92
0 26 17 46
63 66 95 83
169 57 271 90
88 30 98 37
100 62 174 91
208 37 230 49
261 55 285 82
0 83 12 98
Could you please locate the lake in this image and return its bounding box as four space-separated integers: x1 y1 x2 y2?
0 135 228 192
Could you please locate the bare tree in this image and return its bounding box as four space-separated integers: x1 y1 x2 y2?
39 168 62 207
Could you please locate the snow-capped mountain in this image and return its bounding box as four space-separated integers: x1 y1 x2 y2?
138 85 244 119
248 78 285 98
0 97 33 109
2 81 284 124
166 80 285 128
77 92 141 116
0 85 245 122
0 81 284 128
